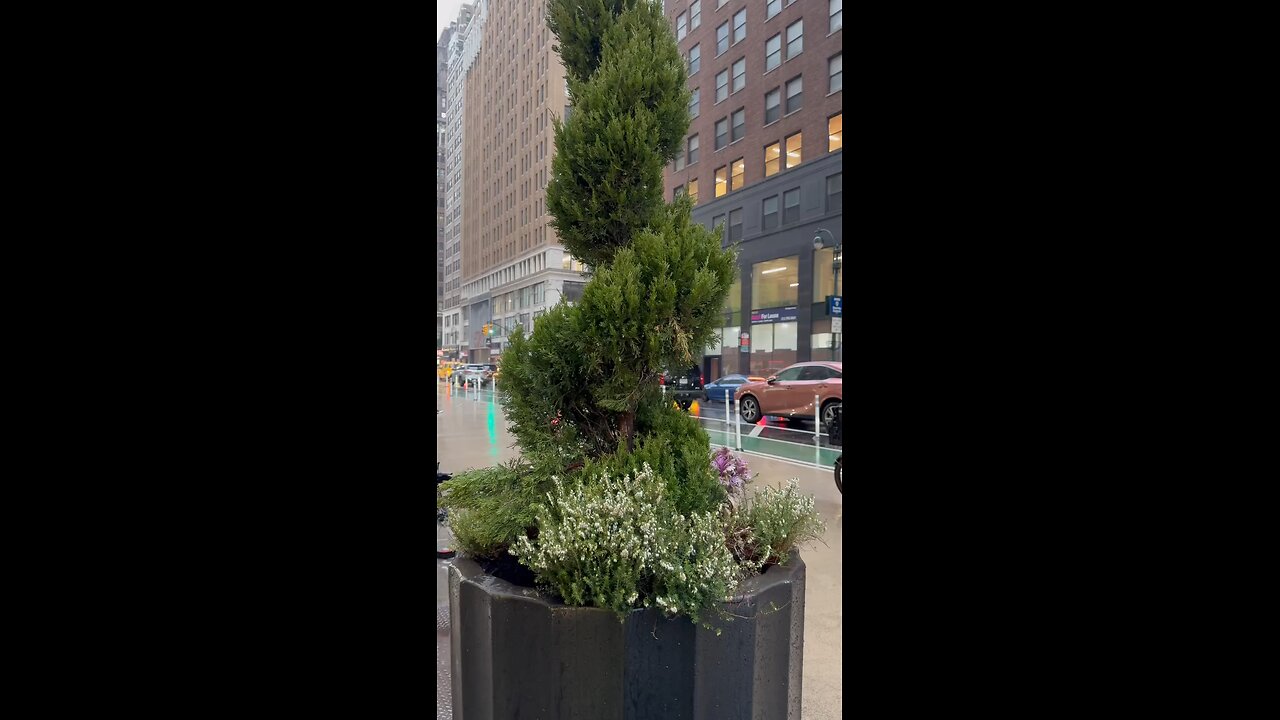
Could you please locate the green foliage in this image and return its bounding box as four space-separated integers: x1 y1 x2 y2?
723 479 827 572
510 464 738 625
438 460 559 557
498 202 735 463
547 0 641 87
623 399 725 515
546 0 691 269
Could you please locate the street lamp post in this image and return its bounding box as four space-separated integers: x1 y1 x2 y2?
812 229 841 361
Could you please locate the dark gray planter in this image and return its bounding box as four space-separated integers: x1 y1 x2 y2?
448 551 805 720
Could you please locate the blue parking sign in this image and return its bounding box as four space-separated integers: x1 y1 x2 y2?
826 296 842 317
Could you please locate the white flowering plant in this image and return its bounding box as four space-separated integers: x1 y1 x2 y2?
723 478 826 572
510 463 739 626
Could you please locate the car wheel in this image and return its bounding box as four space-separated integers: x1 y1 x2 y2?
740 395 761 423
822 400 841 429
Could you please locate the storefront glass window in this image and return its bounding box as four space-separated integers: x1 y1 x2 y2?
716 275 743 375
749 256 799 374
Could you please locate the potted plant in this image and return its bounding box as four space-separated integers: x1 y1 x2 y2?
438 1 825 717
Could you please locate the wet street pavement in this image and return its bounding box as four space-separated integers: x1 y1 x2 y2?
436 381 843 719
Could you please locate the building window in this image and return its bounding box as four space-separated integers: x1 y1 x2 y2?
730 157 744 191
785 75 802 114
785 131 802 169
765 88 781 124
689 178 699 204
731 108 745 142
732 57 746 94
786 19 803 59
715 117 728 149
829 0 842 33
783 187 800 223
828 114 842 152
762 195 779 231
766 34 781 71
713 213 725 240
689 44 701 75
675 185 686 200
826 173 841 213
675 145 686 171
729 208 743 242
733 8 746 45
767 0 781 20
716 69 729 103
829 53 842 93
715 166 728 197
677 12 687 41
717 275 743 375
690 87 700 118
691 0 702 30
813 246 838 303
764 142 781 176
717 0 728 8
750 256 800 375
688 134 700 164
717 21 729 55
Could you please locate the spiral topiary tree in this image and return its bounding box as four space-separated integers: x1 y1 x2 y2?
442 0 736 563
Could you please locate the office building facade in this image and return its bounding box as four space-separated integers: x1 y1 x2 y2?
665 0 843 380
454 0 589 363
443 4 476 360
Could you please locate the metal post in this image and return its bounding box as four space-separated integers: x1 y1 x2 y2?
725 393 731 431
814 395 821 442
734 396 743 450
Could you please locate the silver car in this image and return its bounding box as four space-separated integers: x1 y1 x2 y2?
457 364 496 384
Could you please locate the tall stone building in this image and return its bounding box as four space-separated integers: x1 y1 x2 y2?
436 22 456 352
665 0 844 379
453 0 588 363
442 3 475 360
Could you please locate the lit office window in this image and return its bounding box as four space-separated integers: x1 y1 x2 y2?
764 142 781 176
785 132 802 169
715 166 728 197
730 157 744 191
828 114 842 152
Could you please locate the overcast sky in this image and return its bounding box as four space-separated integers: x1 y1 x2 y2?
437 0 467 41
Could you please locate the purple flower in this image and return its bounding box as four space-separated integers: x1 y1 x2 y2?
712 448 751 495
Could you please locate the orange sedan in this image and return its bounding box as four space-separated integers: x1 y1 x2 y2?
734 362 842 428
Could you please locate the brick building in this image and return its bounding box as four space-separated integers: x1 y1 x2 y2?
664 0 843 379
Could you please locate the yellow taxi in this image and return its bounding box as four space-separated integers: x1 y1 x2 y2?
438 361 461 381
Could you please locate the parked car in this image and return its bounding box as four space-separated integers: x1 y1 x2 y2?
457 363 497 384
734 362 842 427
702 374 763 402
659 364 704 410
